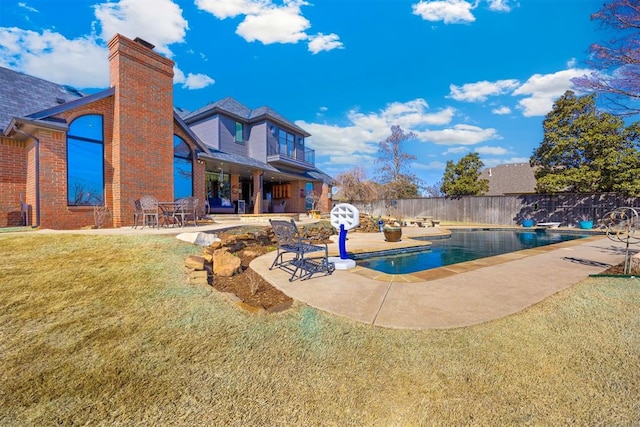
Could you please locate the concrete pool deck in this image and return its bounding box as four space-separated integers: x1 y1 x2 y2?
250 225 630 329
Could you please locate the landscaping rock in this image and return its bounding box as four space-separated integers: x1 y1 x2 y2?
213 248 242 277
185 255 206 270
242 249 260 258
177 232 220 247
188 270 210 286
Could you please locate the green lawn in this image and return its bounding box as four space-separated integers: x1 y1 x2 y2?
1 232 638 426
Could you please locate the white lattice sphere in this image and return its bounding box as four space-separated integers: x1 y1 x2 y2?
330 203 360 230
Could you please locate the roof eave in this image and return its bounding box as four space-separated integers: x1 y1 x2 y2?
26 87 115 121
4 117 69 138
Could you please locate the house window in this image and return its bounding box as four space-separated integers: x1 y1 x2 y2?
67 114 104 206
235 121 243 143
174 135 193 199
278 129 295 157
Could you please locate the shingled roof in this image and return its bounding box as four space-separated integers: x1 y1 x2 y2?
480 163 537 195
0 66 85 132
183 96 310 136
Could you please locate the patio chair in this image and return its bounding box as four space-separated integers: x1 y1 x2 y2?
129 198 142 228
139 195 159 228
174 196 199 227
273 199 286 213
19 193 30 226
269 219 335 281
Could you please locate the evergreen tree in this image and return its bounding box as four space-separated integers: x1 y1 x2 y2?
440 152 489 196
530 90 640 195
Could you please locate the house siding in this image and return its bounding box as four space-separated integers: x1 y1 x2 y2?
248 122 268 162
189 116 220 150
218 115 247 156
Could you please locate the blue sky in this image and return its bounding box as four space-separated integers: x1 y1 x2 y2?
0 0 602 188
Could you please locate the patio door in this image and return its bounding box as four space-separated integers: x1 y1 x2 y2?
305 182 314 210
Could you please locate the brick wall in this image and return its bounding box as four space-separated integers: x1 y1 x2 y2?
0 137 27 227
109 34 175 227
33 98 116 229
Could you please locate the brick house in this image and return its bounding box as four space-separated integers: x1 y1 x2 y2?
0 33 333 229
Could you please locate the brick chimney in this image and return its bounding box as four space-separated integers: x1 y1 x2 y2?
108 34 175 226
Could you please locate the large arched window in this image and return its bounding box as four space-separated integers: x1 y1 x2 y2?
67 115 104 205
174 135 193 199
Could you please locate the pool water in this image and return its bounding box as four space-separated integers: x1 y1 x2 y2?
356 229 589 275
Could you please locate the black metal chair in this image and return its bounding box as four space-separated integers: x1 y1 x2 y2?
269 219 335 281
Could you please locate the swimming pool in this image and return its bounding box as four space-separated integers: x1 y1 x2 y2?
355 229 590 275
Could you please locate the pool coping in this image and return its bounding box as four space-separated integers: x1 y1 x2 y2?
349 232 606 282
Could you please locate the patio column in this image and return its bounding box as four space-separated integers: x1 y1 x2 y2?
319 182 331 213
252 169 263 214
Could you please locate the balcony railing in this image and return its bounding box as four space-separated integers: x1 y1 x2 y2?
267 142 315 167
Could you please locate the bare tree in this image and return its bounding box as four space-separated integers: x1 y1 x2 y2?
572 0 640 115
423 180 445 197
375 125 421 202
335 167 376 202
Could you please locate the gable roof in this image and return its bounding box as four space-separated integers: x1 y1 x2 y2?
183 96 310 136
0 66 85 133
480 163 537 195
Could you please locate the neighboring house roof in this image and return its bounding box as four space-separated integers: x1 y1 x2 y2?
480 163 537 195
183 96 310 137
0 66 85 132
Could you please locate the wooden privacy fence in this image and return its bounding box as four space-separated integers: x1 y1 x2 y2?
351 193 640 227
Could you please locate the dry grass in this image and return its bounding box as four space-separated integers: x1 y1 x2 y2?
1 233 639 426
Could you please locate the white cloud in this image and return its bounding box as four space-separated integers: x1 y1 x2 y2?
449 79 520 102
0 28 108 87
194 0 266 19
492 106 511 115
349 99 455 134
236 4 309 44
448 65 590 118
182 73 215 89
512 68 589 117
486 0 512 12
196 0 343 53
0 0 213 90
18 2 39 13
93 0 188 57
417 124 499 145
412 0 477 24
308 33 343 54
475 145 508 155
298 99 497 167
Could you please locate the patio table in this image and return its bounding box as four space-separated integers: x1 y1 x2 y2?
158 201 181 227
